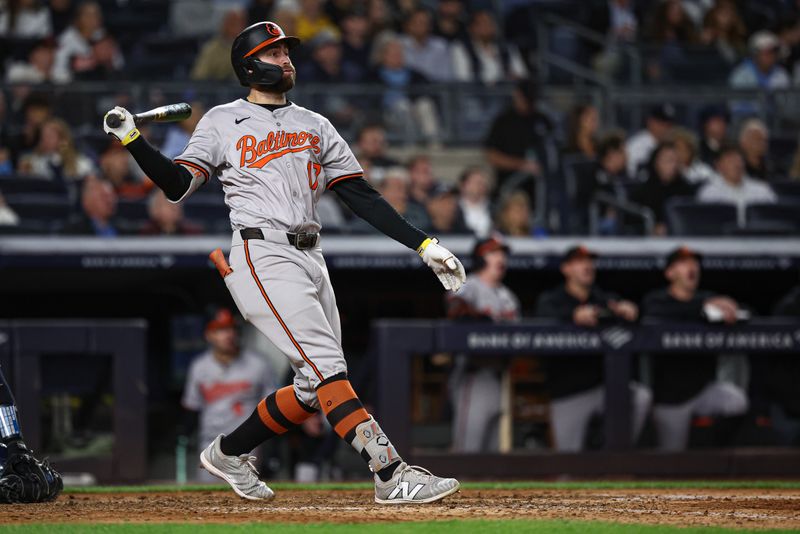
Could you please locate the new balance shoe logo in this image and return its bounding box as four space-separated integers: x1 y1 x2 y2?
235 116 251 125
388 482 424 501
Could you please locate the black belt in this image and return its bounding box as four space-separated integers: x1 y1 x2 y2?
240 228 319 250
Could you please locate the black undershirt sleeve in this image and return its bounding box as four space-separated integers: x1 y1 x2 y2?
331 177 428 250
125 136 195 201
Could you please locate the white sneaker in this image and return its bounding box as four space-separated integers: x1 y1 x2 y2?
199 435 274 501
374 462 460 504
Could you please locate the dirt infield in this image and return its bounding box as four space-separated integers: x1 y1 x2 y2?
1 488 799 530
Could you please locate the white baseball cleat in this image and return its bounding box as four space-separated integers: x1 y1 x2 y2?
374 462 460 504
199 435 275 501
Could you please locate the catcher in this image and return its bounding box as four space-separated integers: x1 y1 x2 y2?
0 365 62 503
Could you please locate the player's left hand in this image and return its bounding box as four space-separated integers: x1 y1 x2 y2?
419 238 466 292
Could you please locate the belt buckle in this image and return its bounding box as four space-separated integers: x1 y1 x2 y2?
295 232 316 250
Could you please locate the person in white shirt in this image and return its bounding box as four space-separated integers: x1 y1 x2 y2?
626 104 676 178
399 8 453 82
729 31 790 90
53 1 124 83
697 144 777 226
671 127 715 185
0 0 51 38
451 10 527 84
458 166 493 238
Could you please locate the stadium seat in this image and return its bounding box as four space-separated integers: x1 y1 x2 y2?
4 193 74 234
745 202 800 234
0 176 69 196
182 193 229 233
771 180 800 200
117 199 149 223
665 199 738 236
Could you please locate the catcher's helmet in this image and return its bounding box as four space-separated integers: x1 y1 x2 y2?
231 21 300 87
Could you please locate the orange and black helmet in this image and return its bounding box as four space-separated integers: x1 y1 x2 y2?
231 21 300 87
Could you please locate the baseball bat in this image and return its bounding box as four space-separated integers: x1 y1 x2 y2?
105 102 192 128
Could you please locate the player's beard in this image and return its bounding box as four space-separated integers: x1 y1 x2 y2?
269 71 296 94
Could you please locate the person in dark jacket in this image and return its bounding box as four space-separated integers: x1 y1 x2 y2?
61 177 125 236
641 246 748 451
630 141 696 235
536 245 651 451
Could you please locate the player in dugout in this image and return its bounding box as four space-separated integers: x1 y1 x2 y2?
641 246 749 451
445 235 520 452
101 21 464 504
536 246 652 451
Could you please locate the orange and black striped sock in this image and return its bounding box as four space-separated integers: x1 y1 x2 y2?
220 386 316 456
317 373 401 479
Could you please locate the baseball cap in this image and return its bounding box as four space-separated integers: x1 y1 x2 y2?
473 235 510 259
749 30 780 53
562 245 597 264
649 104 676 123
665 246 702 269
699 104 729 125
206 308 236 332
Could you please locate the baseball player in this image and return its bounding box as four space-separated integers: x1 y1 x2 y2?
102 21 465 504
445 236 520 452
181 309 275 482
0 365 62 503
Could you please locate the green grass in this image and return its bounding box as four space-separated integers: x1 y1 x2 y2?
62 480 800 494
0 521 798 534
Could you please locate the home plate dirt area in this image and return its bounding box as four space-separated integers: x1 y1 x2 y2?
1 487 799 530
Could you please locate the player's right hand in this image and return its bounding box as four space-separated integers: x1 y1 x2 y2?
419 237 466 292
103 106 140 146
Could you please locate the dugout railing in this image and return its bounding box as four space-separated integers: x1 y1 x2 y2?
372 319 800 478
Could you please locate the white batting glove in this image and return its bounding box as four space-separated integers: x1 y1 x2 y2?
103 106 140 146
418 237 466 292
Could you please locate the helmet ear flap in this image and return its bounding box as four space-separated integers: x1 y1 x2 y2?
239 57 284 87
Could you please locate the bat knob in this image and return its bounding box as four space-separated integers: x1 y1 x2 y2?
105 113 122 129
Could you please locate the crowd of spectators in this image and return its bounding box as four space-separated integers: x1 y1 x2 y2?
1 1 800 237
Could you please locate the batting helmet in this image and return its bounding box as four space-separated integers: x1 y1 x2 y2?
231 21 300 88
471 235 510 272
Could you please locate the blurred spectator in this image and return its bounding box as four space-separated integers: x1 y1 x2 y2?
0 0 52 37
0 148 12 176
191 8 247 82
61 177 123 236
300 30 350 82
53 1 125 83
6 40 63 84
697 104 730 165
406 154 436 208
18 117 95 182
371 37 441 147
339 10 372 82
644 0 697 81
399 8 453 82
162 101 206 159
697 144 777 226
629 141 696 236
99 145 152 199
451 10 527 84
495 190 531 236
671 127 715 185
641 246 749 451
6 93 52 167
536 246 649 452
446 236 520 452
699 0 747 65
354 123 398 179
574 131 631 234
182 308 275 482
325 0 354 26
433 0 467 43
729 31 790 90
564 103 600 159
140 190 203 236
458 166 492 238
49 0 74 36
0 193 20 227
351 167 429 232
484 79 554 197
626 104 676 178
737 118 771 181
587 0 638 80
425 183 470 235
295 0 339 42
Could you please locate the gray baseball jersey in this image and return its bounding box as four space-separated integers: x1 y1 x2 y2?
451 274 521 321
174 99 363 233
182 349 275 444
